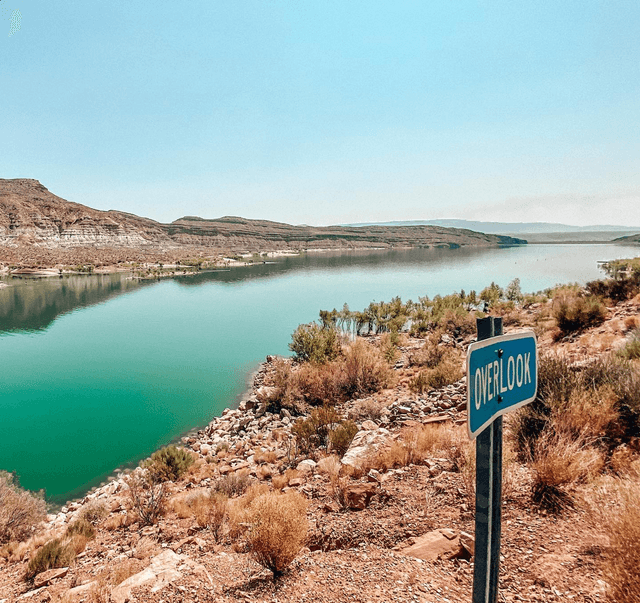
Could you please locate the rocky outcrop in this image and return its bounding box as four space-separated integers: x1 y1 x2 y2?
0 179 172 249
0 179 526 257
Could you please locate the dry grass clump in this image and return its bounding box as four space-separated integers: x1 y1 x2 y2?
171 489 229 536
531 431 604 512
245 491 308 579
213 470 252 498
364 423 467 473
254 449 278 465
316 455 341 481
618 328 640 360
586 477 640 603
552 289 607 336
271 468 300 491
409 358 463 394
347 397 386 422
0 471 47 544
24 538 76 581
78 500 109 524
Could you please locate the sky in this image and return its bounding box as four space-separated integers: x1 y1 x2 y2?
2 1 639 226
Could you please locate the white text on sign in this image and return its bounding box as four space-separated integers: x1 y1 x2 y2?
473 353 532 411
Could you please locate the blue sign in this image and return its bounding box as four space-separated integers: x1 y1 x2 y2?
467 331 537 439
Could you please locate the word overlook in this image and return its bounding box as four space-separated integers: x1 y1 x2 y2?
466 331 537 439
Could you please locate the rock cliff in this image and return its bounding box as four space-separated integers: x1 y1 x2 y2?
0 179 525 262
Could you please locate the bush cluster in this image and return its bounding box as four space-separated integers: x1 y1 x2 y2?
0 472 47 545
553 290 607 336
143 445 195 483
289 323 341 363
267 340 395 410
514 353 640 510
291 406 357 456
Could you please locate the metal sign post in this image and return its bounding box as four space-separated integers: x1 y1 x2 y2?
468 317 538 603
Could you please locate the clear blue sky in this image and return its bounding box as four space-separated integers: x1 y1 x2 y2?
2 1 639 226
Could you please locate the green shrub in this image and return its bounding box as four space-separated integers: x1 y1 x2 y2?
143 445 195 483
292 406 341 453
618 329 640 361
289 323 341 364
0 471 47 544
329 420 359 456
25 539 75 581
553 291 606 335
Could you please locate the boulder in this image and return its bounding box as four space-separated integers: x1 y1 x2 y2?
111 550 183 603
341 428 391 468
33 567 69 588
296 459 317 475
360 420 378 431
344 484 378 510
402 529 464 561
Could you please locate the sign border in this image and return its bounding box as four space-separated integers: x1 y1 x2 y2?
466 330 538 440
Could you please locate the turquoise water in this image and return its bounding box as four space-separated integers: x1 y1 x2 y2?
0 244 637 503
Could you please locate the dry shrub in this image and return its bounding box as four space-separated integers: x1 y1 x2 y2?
125 471 167 526
78 500 109 524
25 538 75 581
296 362 345 405
347 398 386 422
88 578 111 603
624 316 638 331
553 290 606 336
245 491 308 579
531 431 604 512
342 339 395 398
225 484 270 540
552 386 619 441
133 536 158 560
586 478 640 603
213 470 251 498
316 455 342 481
409 358 463 394
0 471 47 544
254 450 278 465
291 406 341 453
409 335 446 368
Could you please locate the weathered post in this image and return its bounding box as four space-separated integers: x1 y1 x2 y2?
472 316 503 603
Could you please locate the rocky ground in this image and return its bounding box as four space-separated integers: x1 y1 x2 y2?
0 297 638 603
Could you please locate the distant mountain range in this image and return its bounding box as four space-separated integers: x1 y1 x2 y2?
0 179 526 266
345 219 640 236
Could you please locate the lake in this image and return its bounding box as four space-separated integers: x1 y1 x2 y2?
1 243 638 504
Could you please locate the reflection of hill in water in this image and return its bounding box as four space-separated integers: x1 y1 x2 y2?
0 274 155 333
0 247 496 333
174 247 490 287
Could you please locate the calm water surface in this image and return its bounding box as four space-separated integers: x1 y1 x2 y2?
1 244 637 503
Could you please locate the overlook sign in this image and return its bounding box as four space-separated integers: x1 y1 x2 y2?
467 331 537 439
